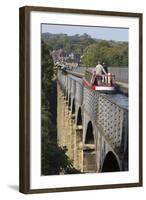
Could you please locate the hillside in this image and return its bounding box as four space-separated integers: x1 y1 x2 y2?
42 33 128 67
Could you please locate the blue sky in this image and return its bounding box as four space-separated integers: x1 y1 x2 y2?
42 24 128 42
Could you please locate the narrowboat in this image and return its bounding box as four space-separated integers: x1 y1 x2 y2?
83 69 116 92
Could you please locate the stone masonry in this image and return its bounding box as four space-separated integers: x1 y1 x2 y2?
57 70 128 173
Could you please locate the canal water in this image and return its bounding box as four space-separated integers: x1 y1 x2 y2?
70 66 128 110
104 94 128 110
72 66 128 83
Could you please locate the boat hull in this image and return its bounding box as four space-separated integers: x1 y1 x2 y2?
83 79 115 92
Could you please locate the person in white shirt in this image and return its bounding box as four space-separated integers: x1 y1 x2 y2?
95 61 106 75
95 61 107 85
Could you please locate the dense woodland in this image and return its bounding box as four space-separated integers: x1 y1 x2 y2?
42 32 128 67
41 40 80 175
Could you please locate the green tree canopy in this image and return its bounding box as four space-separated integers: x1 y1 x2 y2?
82 41 128 67
41 39 80 175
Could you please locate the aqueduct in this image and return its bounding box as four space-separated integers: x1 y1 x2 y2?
57 69 128 173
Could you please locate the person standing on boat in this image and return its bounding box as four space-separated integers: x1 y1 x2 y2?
102 62 108 84
95 61 107 85
95 61 106 75
102 62 108 73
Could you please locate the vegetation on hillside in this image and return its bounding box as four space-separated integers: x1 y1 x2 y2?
82 41 128 67
42 33 95 55
41 40 80 175
42 33 128 67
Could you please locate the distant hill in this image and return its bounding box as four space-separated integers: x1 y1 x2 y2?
41 33 128 67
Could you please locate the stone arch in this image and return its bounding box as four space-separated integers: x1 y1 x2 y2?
85 121 94 144
71 98 75 115
68 94 71 109
75 107 83 171
77 107 82 126
66 89 68 101
83 121 96 173
101 151 120 172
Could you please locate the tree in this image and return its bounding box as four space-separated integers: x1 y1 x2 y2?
41 39 80 175
82 41 128 67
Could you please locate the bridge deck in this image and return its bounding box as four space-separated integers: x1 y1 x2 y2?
57 68 129 173
103 93 128 110
67 69 128 95
68 74 82 84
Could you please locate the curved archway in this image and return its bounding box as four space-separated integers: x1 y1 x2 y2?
68 94 71 110
77 107 82 125
75 107 83 171
66 90 68 101
85 121 94 144
101 151 120 172
83 121 96 173
72 99 75 114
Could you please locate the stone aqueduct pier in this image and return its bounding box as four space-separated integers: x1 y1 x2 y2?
57 70 128 173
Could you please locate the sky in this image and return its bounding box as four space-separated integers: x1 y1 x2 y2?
42 24 128 42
